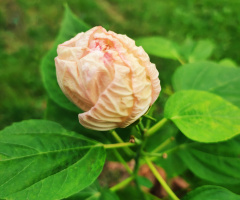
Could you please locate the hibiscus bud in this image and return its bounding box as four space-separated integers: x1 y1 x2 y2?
55 26 161 131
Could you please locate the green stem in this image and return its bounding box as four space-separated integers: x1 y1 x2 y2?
144 157 180 200
138 120 145 133
86 192 100 200
144 144 183 163
152 137 174 153
103 142 136 149
110 176 134 192
112 149 133 174
149 142 196 160
146 118 168 137
110 130 135 156
172 51 185 65
134 122 146 174
176 56 185 65
143 114 156 122
145 106 155 129
111 130 125 143
133 122 148 200
86 176 134 199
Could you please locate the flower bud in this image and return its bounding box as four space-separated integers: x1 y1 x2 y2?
55 26 161 131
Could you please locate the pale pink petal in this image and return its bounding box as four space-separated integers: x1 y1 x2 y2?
55 57 94 111
76 51 114 105
109 33 161 104
55 26 161 131
79 64 134 130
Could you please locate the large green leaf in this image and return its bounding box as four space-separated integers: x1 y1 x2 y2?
41 6 90 112
135 37 180 60
164 90 240 142
172 61 240 108
0 120 106 199
182 185 240 200
178 135 240 185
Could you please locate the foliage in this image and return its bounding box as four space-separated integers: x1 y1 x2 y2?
1 2 240 200
0 120 106 199
182 185 240 200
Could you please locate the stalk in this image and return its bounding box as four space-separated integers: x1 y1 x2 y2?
144 157 179 200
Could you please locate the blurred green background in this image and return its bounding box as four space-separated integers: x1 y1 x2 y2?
1 0 240 129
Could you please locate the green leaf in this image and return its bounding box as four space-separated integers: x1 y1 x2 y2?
116 186 159 200
0 120 106 199
64 181 101 200
136 176 153 189
41 5 90 112
45 98 80 131
164 90 240 142
178 38 215 63
182 185 240 200
99 189 120 200
135 37 180 60
64 181 119 200
178 135 240 185
188 40 215 63
172 61 240 108
219 58 238 68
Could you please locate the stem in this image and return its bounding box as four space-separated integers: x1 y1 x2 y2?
110 130 125 143
133 122 148 200
143 114 156 121
86 176 134 199
152 137 174 153
172 51 185 65
110 176 134 192
176 56 185 65
110 130 135 156
103 142 136 149
144 157 180 200
143 152 164 157
86 192 100 200
151 142 196 158
112 149 133 174
146 118 168 137
134 123 145 174
103 133 133 175
145 106 155 129
138 120 145 133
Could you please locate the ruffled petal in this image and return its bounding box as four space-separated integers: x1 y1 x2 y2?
109 32 161 104
55 57 94 111
78 63 133 131
55 26 161 131
76 51 114 105
117 53 152 128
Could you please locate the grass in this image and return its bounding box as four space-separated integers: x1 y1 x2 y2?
0 0 240 129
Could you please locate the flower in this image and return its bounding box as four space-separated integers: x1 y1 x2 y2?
55 26 161 131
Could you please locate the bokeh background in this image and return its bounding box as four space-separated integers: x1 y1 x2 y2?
1 0 240 129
